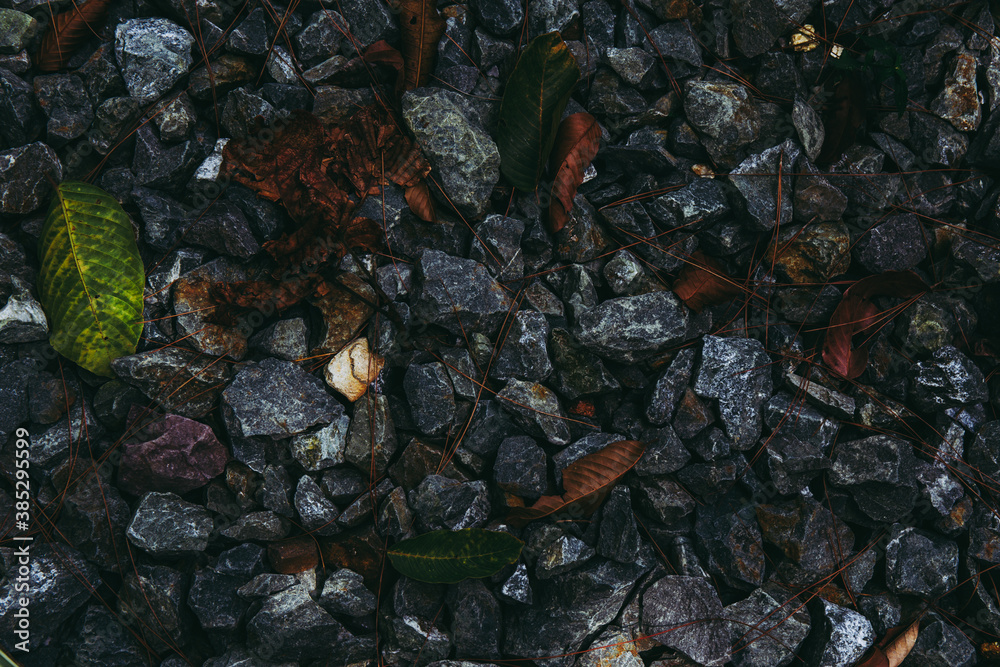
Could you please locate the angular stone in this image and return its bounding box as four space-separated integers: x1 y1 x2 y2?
290 410 350 472
494 435 547 500
344 393 397 474
33 73 93 147
756 495 854 574
907 613 976 667
296 10 348 64
724 586 811 667
909 345 987 412
223 358 341 438
405 362 457 437
684 81 761 167
829 434 919 523
115 18 195 103
408 474 490 531
403 89 500 218
414 249 514 337
0 275 47 343
293 475 339 536
492 310 553 381
111 347 235 418
0 142 62 214
0 68 42 148
574 291 690 364
505 559 649 666
854 212 927 272
730 139 799 231
643 576 730 667
0 9 36 54
932 50 980 132
319 569 377 616
119 412 228 496
885 524 958 597
694 335 773 449
695 498 765 589
497 379 571 446
805 600 875 667
126 491 213 555
220 511 291 541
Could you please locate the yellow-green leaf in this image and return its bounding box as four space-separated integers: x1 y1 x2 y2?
496 32 580 191
387 528 523 583
37 182 144 377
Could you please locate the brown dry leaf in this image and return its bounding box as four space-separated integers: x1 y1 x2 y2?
672 251 742 312
548 112 601 233
507 440 646 526
405 182 437 222
856 621 919 667
37 0 112 72
821 271 929 379
323 40 405 96
400 0 446 89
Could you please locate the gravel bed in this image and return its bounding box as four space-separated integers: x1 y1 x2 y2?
2 0 1000 666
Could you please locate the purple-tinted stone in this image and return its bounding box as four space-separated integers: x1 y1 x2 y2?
118 410 229 496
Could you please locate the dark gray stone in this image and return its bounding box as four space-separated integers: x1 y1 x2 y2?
33 73 93 148
188 569 247 633
724 586 811 667
494 436 547 500
115 18 195 103
132 123 204 193
220 511 291 541
598 486 642 563
126 491 213 555
0 142 62 214
498 378 571 446
405 362 457 437
909 345 988 412
414 250 514 337
345 394 398 474
0 69 42 147
0 543 100 652
296 10 348 64
643 576 730 666
694 335 773 449
112 347 235 419
403 89 500 218
829 434 919 522
117 564 189 653
907 613 976 666
729 139 799 230
804 599 875 667
574 291 690 363
885 524 958 597
223 358 341 438
409 474 490 530
492 310 553 381
319 569 377 617
756 495 854 574
684 81 761 167
765 433 832 494
648 348 697 425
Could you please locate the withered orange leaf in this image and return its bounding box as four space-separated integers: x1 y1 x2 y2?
672 250 742 312
400 0 446 90
856 621 919 667
37 0 112 72
215 104 431 320
548 112 601 233
405 182 437 222
507 440 645 527
822 271 928 379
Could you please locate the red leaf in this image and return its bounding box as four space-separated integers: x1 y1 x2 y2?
821 271 929 379
672 251 742 312
37 0 112 72
405 182 437 222
400 0 446 90
507 440 645 526
547 113 601 232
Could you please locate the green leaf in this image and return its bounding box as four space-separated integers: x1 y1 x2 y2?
387 528 523 583
496 32 580 191
37 181 144 377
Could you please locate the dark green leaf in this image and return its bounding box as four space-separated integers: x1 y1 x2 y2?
387 528 523 583
37 182 144 377
496 32 580 191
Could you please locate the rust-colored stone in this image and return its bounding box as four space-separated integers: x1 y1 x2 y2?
268 536 319 574
769 221 851 284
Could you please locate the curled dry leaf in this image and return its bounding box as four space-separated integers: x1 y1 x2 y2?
821 271 929 379
507 440 646 526
213 105 433 323
37 0 112 72
399 0 446 90
548 112 601 232
405 182 437 222
856 620 919 667
671 250 743 312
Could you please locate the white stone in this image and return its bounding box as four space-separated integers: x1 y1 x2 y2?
323 337 384 402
